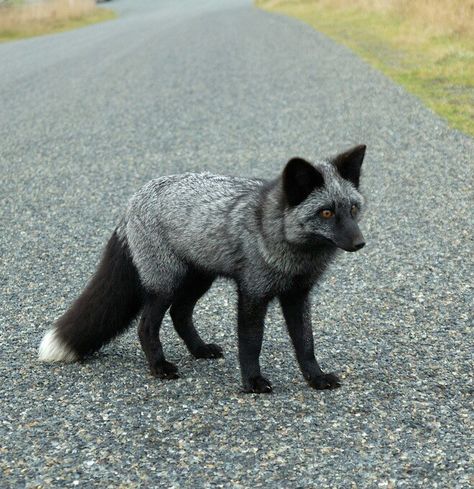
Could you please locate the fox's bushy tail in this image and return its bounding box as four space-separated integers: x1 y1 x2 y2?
39 230 144 362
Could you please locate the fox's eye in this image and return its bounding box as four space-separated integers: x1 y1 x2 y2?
320 209 334 219
351 205 359 217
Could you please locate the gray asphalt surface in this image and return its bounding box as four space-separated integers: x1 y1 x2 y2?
1 0 473 487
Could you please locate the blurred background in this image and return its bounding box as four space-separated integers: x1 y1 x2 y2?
257 0 474 136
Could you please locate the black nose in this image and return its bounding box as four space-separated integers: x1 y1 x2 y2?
353 241 365 251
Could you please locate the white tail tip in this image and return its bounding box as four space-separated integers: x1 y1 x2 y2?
38 329 78 363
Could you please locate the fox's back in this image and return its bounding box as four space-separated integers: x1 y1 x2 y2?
124 173 265 275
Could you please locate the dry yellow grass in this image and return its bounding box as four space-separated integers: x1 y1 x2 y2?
256 0 474 135
260 0 474 38
0 0 116 41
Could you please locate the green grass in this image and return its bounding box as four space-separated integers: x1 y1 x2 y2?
256 1 474 136
0 5 116 43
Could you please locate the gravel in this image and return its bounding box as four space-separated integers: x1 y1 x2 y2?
1 0 473 487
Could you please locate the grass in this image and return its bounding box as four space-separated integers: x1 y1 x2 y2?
255 0 474 136
0 0 116 42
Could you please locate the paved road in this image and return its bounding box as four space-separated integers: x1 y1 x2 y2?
1 0 473 487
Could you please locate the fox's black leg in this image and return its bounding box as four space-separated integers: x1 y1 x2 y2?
138 293 178 379
279 289 341 390
169 271 222 359
237 291 271 393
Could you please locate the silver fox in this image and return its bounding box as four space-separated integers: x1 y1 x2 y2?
39 145 367 393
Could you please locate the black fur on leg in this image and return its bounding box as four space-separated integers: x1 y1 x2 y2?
169 269 223 358
237 290 271 393
54 231 144 358
138 292 179 379
193 343 223 359
243 375 273 394
308 373 341 390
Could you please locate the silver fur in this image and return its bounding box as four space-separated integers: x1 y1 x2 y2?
118 159 364 298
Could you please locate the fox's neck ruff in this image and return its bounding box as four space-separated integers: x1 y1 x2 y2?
256 230 336 276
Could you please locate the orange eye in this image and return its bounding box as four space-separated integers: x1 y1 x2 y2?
320 209 334 219
351 205 359 216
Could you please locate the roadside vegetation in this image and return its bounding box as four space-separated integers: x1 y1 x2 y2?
256 0 474 136
0 0 115 42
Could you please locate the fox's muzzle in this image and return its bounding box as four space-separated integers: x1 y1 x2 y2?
334 219 365 252
343 238 365 252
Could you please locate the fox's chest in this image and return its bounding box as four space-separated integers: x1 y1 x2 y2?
239 242 335 297
239 262 324 298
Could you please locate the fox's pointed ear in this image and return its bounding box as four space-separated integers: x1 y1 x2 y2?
332 144 366 188
283 158 324 206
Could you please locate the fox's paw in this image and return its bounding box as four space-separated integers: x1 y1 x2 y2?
151 360 180 380
193 343 224 359
308 373 341 390
243 375 273 394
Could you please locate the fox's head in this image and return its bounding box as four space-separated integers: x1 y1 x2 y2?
281 145 366 252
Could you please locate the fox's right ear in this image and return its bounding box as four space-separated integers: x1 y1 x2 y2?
332 144 366 189
283 158 324 206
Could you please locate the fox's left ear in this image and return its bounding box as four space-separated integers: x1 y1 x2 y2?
283 157 324 206
332 144 366 189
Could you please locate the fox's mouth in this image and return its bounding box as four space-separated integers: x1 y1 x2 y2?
338 241 366 252
332 235 366 252
292 234 366 253
318 234 365 252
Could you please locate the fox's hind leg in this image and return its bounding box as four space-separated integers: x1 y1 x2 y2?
170 270 223 359
138 293 178 379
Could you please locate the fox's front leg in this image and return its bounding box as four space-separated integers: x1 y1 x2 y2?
279 289 341 390
237 291 272 393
